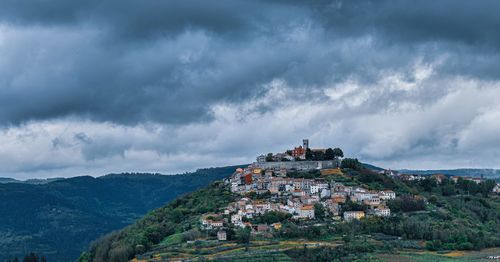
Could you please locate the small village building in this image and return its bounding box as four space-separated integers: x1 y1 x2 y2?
343 211 365 222
256 155 266 163
231 214 242 224
363 197 381 206
320 188 331 199
292 189 306 197
298 205 315 219
492 183 500 194
271 223 282 230
217 231 227 241
373 208 391 217
379 190 396 200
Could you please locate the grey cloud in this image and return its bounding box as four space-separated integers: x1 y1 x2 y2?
1 0 500 127
1 1 500 176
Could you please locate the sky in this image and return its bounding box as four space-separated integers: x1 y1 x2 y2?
1 0 500 179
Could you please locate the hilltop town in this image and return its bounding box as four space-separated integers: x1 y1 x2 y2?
200 139 397 240
82 139 500 262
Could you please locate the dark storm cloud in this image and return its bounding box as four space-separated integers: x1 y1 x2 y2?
1 0 499 126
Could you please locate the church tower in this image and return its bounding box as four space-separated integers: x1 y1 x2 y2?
303 139 309 150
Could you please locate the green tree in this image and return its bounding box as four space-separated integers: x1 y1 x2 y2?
23 253 38 262
305 148 313 160
333 148 344 158
325 148 335 160
341 158 361 170
314 203 326 220
235 227 251 244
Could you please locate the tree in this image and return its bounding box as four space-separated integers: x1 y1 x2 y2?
314 203 326 220
341 158 361 170
23 253 38 262
325 148 335 160
419 177 437 192
481 180 496 197
333 148 344 158
265 153 274 162
305 148 313 160
235 227 251 244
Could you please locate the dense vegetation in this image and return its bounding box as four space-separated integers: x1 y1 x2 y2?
0 165 243 262
83 181 235 261
5 253 47 262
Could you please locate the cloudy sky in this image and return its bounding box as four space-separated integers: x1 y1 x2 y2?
1 0 500 179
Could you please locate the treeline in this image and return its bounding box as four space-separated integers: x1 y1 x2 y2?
6 253 46 262
407 176 496 197
304 147 344 161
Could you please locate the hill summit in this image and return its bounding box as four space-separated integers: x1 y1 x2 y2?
81 141 500 261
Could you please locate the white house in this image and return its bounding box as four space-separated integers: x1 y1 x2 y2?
379 190 396 200
231 214 242 225
373 208 391 217
343 211 365 221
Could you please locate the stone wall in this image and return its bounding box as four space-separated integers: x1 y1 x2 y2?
253 160 339 170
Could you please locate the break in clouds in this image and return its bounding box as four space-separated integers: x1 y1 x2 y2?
1 0 500 178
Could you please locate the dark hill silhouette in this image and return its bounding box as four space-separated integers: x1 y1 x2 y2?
0 165 244 262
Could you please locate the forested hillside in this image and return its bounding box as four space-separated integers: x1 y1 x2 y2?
0 165 243 262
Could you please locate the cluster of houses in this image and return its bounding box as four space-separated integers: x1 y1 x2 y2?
200 165 396 239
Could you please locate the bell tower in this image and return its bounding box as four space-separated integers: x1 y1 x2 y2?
303 139 309 150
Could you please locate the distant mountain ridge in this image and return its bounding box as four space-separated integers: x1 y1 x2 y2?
0 165 245 262
399 168 500 179
0 177 65 184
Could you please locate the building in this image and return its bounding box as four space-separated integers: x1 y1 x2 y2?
298 205 315 219
373 208 391 217
343 211 365 221
493 183 500 194
379 190 396 200
363 197 381 206
217 231 227 241
231 214 242 225
201 219 224 229
256 155 266 163
303 139 309 150
292 146 306 159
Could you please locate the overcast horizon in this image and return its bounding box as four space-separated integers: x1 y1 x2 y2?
2 1 500 179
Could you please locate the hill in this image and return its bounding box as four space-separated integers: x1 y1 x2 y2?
0 165 244 262
81 166 500 261
0 177 20 183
